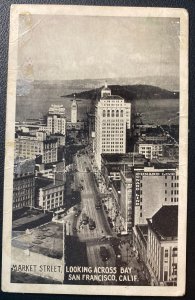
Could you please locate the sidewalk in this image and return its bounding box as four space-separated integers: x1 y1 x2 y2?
119 241 148 284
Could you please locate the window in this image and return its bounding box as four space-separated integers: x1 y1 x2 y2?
164 271 168 282
172 247 177 257
121 110 123 117
107 110 110 117
116 110 119 117
111 110 115 117
103 110 106 117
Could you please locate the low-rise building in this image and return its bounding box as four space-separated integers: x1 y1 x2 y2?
101 153 148 185
36 178 65 210
138 143 163 160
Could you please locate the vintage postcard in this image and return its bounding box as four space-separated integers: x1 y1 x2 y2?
2 4 188 296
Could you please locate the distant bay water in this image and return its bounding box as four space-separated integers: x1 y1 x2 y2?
16 81 179 125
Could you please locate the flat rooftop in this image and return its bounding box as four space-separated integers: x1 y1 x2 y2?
12 222 63 259
36 177 64 190
102 153 147 163
12 209 52 229
150 205 178 239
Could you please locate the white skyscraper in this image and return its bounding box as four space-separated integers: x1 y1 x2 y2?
47 104 66 135
95 84 131 169
71 97 78 123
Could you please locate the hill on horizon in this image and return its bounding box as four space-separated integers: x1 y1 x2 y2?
62 84 179 101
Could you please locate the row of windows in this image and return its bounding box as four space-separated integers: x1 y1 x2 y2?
102 110 124 117
165 182 179 187
165 175 179 180
14 195 32 202
102 146 124 150
164 197 178 202
164 190 179 195
43 197 63 204
43 191 63 199
14 201 31 208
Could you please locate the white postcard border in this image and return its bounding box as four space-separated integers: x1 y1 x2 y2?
2 4 188 296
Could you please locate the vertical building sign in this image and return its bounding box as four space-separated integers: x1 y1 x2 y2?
135 174 140 206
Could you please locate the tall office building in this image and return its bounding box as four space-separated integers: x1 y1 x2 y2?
47 104 66 135
95 84 131 169
71 97 78 123
134 165 179 225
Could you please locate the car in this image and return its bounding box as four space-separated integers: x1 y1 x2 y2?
100 246 110 262
89 219 96 230
113 245 122 262
110 237 120 247
82 213 89 225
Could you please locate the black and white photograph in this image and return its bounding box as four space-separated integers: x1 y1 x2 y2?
1 5 188 296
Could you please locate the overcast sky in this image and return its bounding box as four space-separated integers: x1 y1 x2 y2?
17 14 180 81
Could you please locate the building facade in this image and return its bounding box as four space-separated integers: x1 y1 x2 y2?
47 104 66 136
133 206 178 286
147 206 178 286
120 167 134 235
138 143 163 160
13 158 35 209
15 131 58 164
37 178 65 210
66 121 84 130
95 84 131 169
134 165 179 225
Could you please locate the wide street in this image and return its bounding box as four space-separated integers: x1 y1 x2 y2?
74 151 116 269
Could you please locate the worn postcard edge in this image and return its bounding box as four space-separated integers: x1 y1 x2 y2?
1 4 188 296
